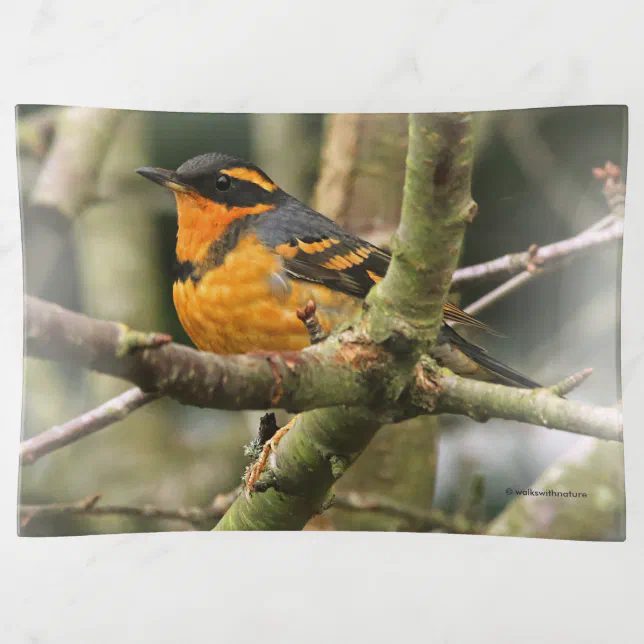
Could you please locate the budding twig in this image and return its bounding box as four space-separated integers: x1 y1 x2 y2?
296 299 328 345
547 368 594 397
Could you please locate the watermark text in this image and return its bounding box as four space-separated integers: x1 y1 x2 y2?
506 488 587 498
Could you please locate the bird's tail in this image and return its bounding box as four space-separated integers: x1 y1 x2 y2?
439 324 542 389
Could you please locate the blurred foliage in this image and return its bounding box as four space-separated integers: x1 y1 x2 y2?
16 105 626 538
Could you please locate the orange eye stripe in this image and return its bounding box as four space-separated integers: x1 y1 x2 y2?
220 167 277 192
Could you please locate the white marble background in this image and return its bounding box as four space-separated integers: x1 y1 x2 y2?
1 1 643 642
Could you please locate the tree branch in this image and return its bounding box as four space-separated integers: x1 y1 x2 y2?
20 387 159 465
296 300 328 345
463 270 536 316
25 295 390 413
548 368 594 397
19 488 241 531
366 113 478 345
426 369 622 443
452 215 623 288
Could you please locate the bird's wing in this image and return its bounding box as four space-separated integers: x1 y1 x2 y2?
254 203 499 335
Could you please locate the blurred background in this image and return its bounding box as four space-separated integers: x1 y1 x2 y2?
16 106 626 538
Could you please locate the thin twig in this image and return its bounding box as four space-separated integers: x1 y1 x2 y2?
332 491 485 534
20 488 242 530
462 215 623 316
463 270 535 316
20 387 160 466
453 215 623 289
593 161 626 219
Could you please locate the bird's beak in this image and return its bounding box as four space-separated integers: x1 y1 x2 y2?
136 167 192 193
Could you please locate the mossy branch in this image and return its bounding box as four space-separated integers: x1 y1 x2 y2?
25 295 391 413
215 407 384 530
428 370 622 442
366 113 477 345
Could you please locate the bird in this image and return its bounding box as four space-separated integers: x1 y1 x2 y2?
137 152 541 491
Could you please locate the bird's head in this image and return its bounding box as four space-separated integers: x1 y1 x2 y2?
137 153 281 262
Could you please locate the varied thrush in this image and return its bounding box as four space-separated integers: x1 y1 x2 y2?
137 152 541 491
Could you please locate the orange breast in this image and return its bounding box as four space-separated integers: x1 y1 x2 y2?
173 235 360 354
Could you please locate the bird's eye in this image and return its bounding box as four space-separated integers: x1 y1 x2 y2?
216 175 232 192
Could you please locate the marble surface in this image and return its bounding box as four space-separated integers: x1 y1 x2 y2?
1 1 643 642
